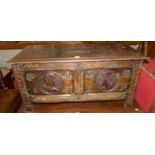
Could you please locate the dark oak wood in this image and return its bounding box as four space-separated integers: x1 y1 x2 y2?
0 41 142 49
9 44 148 63
0 41 83 49
9 43 149 112
18 101 141 113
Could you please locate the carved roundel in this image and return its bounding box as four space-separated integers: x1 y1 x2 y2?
94 69 118 92
43 71 64 94
25 72 35 81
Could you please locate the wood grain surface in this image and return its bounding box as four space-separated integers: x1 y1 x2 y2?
31 101 142 113
9 44 148 63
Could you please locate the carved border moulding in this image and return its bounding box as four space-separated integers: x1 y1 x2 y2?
13 64 33 112
125 60 143 106
23 64 39 70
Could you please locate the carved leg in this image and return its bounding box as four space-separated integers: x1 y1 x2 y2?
20 93 33 112
12 64 33 112
124 60 143 107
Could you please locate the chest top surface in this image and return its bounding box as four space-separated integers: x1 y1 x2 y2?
9 45 148 63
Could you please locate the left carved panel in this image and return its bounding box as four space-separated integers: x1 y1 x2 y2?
24 70 74 95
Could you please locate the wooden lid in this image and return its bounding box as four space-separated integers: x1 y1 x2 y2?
9 45 149 63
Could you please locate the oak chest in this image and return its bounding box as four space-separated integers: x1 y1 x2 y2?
9 44 148 112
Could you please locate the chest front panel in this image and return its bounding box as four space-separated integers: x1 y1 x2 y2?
23 62 133 97
84 68 132 93
24 70 74 95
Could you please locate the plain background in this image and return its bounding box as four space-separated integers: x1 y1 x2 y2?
0 0 155 155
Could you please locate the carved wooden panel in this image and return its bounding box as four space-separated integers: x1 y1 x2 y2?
24 70 74 95
94 70 118 92
84 68 132 93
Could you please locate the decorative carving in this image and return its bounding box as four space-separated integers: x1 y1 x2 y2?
23 64 39 70
85 70 94 79
125 61 143 106
43 72 64 94
25 71 64 95
94 69 118 92
122 69 131 77
12 64 33 112
25 72 35 81
64 71 72 80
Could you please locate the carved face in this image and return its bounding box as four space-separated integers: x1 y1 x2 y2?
44 73 56 87
41 72 64 94
25 71 64 95
94 70 118 92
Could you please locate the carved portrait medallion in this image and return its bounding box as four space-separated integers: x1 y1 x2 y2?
94 69 118 92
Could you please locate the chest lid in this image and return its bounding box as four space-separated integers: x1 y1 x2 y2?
9 45 149 63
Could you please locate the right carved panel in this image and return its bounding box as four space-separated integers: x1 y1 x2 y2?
84 68 132 93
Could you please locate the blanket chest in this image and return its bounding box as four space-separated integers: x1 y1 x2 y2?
9 44 148 112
